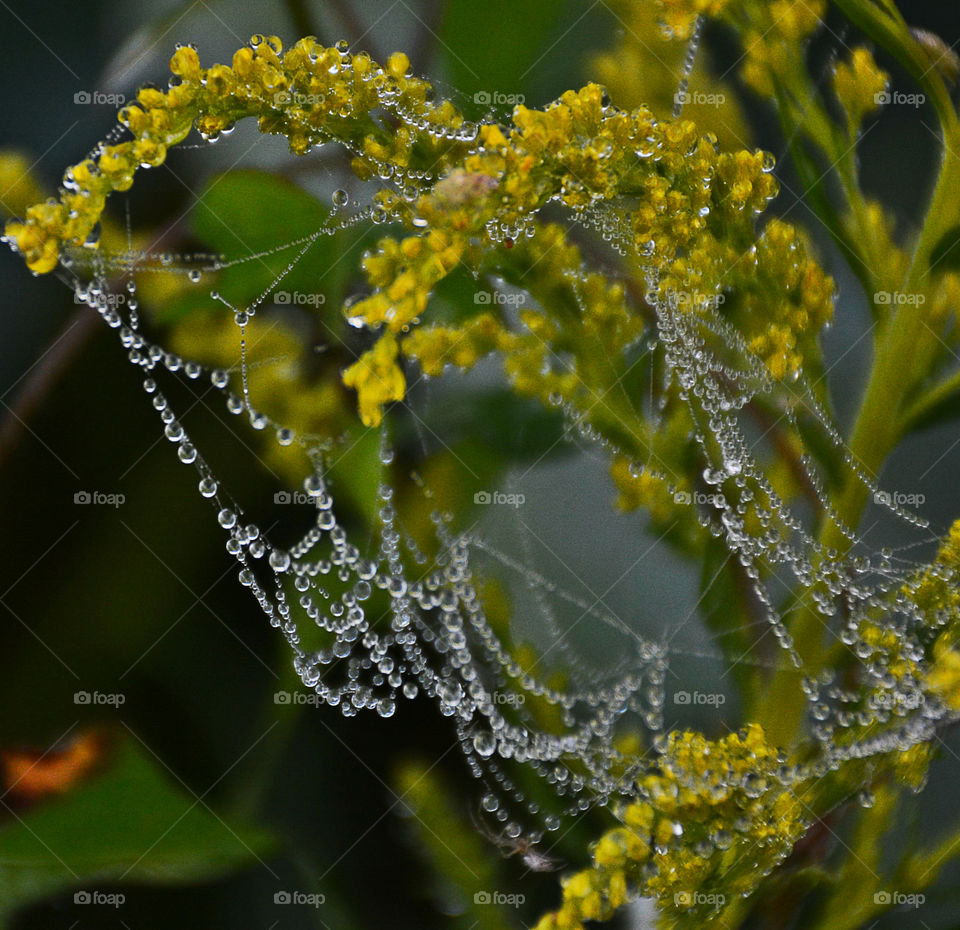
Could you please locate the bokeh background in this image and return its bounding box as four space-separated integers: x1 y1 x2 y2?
2 1 960 927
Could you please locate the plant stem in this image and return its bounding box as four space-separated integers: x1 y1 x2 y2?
758 13 960 747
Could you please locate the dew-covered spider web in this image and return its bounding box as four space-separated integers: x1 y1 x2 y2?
7 27 959 852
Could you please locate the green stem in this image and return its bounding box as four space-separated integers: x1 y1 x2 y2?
758 23 960 748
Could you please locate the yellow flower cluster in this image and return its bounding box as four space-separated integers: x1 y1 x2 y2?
356 89 829 418
534 725 808 929
833 47 889 135
840 518 960 750
5 35 834 427
653 0 733 40
642 0 827 98
738 1 828 98
402 312 507 377
907 520 960 711
399 221 642 420
3 36 469 274
342 331 407 428
610 457 677 522
588 0 750 152
661 213 834 379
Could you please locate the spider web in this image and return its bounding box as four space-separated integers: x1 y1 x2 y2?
7 26 958 849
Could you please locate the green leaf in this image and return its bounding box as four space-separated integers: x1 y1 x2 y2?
0 734 274 922
439 0 567 103
157 170 356 324
326 425 387 527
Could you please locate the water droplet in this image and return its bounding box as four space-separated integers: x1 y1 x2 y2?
473 731 497 758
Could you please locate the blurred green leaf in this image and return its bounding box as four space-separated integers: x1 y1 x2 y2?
326 425 387 527
420 388 568 462
439 0 562 102
394 759 521 930
157 170 354 324
0 733 274 923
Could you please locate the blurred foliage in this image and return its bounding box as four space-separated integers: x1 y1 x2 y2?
5 1 960 929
